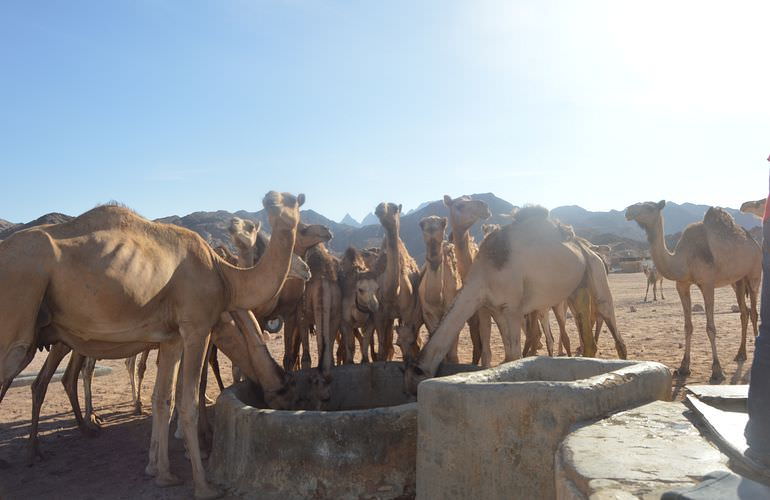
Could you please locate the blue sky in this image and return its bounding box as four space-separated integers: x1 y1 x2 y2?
1 1 768 223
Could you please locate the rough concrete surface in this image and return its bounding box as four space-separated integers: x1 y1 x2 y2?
555 400 729 499
416 357 672 500
208 362 479 499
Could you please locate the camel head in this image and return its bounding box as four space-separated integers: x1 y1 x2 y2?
288 253 311 282
375 202 402 232
443 195 491 231
740 198 766 219
625 200 665 230
360 247 381 270
482 223 500 238
228 217 261 252
354 271 380 314
403 358 429 396
296 223 333 250
263 191 305 232
419 216 448 266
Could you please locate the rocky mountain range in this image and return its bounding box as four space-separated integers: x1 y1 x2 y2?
1 195 762 265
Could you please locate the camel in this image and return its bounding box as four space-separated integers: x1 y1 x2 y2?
126 349 151 413
626 201 761 382
373 202 422 361
417 216 461 363
443 195 491 365
339 247 379 363
227 217 329 370
302 242 342 375
404 206 626 393
482 223 500 238
642 263 665 302
0 192 314 499
741 198 766 218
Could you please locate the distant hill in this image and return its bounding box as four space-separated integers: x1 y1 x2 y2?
2 195 760 266
360 212 379 226
340 213 361 228
0 213 74 240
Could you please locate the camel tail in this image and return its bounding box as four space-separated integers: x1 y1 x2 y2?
418 271 486 376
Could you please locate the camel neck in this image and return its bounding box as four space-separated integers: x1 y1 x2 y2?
223 222 296 311
452 227 474 280
646 216 684 281
381 224 402 302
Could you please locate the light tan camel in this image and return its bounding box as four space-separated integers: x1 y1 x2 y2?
741 198 766 218
405 206 626 393
302 243 342 376
339 247 379 363
418 216 461 363
626 201 761 381
642 263 665 302
228 217 326 370
126 349 151 413
444 195 491 365
374 202 422 361
0 192 311 499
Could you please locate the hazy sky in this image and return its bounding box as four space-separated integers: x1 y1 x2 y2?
1 1 768 223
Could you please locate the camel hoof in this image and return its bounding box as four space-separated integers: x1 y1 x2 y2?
26 443 44 465
735 352 747 362
144 463 157 477
710 371 726 384
194 484 224 500
674 367 690 377
204 395 215 405
133 402 145 416
155 472 183 487
81 422 101 438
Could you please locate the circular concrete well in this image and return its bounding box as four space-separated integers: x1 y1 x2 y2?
208 361 480 499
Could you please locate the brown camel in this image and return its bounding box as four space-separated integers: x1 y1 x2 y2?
302 242 342 376
374 202 422 361
443 195 491 365
741 198 766 218
417 216 461 363
642 263 665 302
228 217 328 370
405 206 626 393
626 201 761 381
0 192 312 499
339 247 379 363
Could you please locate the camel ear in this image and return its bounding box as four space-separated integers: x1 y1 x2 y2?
254 220 262 234
443 195 453 207
398 204 402 214
657 200 666 209
440 217 447 229
297 193 306 207
419 218 427 230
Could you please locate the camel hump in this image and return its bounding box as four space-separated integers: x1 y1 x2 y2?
306 244 338 281
703 207 744 239
512 205 549 222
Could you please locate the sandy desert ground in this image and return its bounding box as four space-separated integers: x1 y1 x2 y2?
0 272 756 499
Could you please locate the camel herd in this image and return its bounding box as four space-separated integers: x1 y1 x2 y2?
0 192 765 499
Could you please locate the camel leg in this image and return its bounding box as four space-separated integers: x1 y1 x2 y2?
595 305 627 360
300 316 312 370
676 281 694 376
478 309 493 366
341 322 355 365
360 326 372 364
81 356 102 431
699 284 725 382
197 338 214 455
571 287 596 357
539 310 555 357
659 279 665 300
735 280 750 362
208 345 225 392
652 280 657 301
553 303 571 356
644 281 650 303
29 342 71 462
282 312 297 370
61 352 93 436
145 338 182 487
468 314 482 365
749 277 760 337
497 308 523 362
125 355 137 405
177 329 221 499
522 313 538 357
134 349 149 414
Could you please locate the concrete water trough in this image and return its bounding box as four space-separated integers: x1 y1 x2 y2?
208 361 481 499
416 357 671 499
